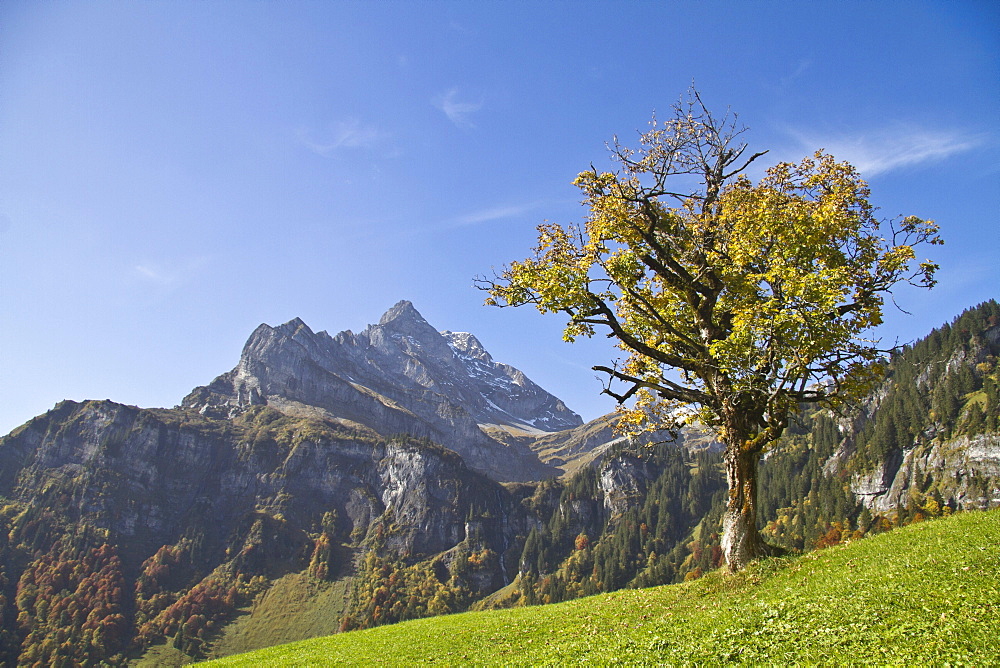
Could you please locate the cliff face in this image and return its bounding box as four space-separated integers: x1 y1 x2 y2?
599 452 657 519
831 310 1000 514
0 394 587 664
3 299 997 665
851 432 1000 512
182 301 580 482
0 400 531 573
0 403 675 663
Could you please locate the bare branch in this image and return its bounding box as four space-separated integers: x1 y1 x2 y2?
593 364 709 405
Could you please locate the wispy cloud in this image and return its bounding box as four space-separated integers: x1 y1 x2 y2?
133 257 207 288
297 120 385 156
434 89 483 129
134 264 175 286
786 125 984 177
423 201 552 234
779 59 812 88
454 204 538 227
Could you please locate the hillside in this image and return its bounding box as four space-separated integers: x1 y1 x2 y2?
496 301 1000 608
206 508 999 665
0 303 615 665
0 300 996 664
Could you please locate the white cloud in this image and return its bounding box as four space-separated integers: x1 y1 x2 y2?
297 120 385 156
423 201 554 234
434 89 483 129
779 59 812 88
786 125 984 177
454 204 537 227
134 264 179 287
133 257 207 288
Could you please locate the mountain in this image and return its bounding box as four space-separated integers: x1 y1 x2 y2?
195 509 1000 666
834 304 1000 513
0 299 997 665
0 301 613 665
494 301 1000 609
0 401 544 664
182 301 582 482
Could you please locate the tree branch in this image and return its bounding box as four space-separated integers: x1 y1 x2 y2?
593 364 709 405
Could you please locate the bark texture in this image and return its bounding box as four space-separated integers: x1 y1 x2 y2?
721 445 772 571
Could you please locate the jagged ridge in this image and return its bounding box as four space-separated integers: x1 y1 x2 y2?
183 301 584 482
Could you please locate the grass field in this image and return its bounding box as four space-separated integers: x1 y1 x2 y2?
206 509 999 665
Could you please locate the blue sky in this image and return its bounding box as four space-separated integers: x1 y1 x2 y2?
1 1 997 435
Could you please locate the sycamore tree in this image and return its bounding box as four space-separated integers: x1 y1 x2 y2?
478 92 941 571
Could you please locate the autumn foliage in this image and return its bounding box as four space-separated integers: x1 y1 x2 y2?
482 90 941 571
15 541 127 666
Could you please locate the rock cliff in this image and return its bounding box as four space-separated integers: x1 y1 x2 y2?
1 401 529 567
0 396 575 663
2 299 996 666
849 431 1000 512
182 301 582 482
833 309 1000 514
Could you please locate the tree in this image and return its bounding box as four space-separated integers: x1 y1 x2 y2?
478 90 940 571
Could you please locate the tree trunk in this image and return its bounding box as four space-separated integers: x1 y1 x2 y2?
721 445 771 571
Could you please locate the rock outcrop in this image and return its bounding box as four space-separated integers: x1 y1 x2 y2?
599 452 657 519
826 305 1000 514
0 400 531 578
851 432 1000 512
183 301 582 482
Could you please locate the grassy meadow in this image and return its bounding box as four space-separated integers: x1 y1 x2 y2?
205 508 998 665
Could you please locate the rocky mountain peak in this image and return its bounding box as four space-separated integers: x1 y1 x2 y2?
182 301 584 481
442 331 492 363
364 301 453 361
378 300 425 327
276 316 312 336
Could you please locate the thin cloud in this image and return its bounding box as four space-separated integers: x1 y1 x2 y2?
134 264 179 287
787 126 984 177
133 257 207 288
779 59 812 88
434 89 483 129
454 204 537 227
423 201 553 234
297 120 385 156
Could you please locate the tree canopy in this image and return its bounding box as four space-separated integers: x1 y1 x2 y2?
480 91 941 570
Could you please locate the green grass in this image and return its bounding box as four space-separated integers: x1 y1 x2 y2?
207 571 352 659
206 509 999 666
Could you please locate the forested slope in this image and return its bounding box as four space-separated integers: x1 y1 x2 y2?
0 302 995 663
208 508 1000 666
479 300 1000 610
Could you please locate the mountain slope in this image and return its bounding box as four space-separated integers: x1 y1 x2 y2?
837 301 1000 512
183 301 582 481
0 401 549 665
0 400 537 567
206 508 1000 666
2 300 997 665
0 300 617 665
475 300 1000 610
